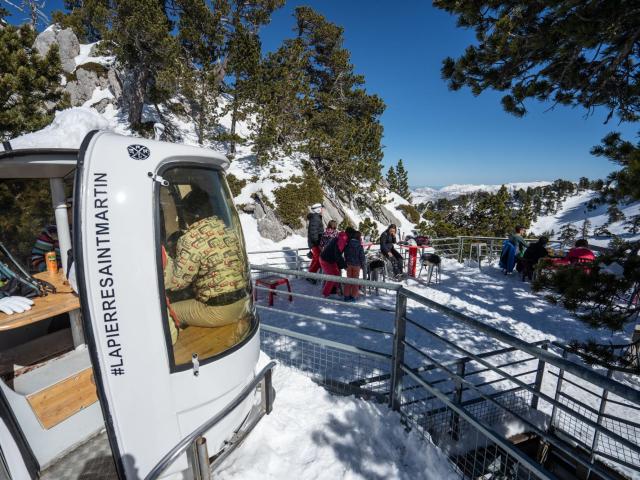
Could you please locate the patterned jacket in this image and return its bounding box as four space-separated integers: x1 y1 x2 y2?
31 225 61 272
164 216 248 302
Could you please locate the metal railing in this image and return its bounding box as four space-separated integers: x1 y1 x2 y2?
250 263 640 480
145 361 276 480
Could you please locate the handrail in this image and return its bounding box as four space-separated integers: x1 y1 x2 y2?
144 361 277 480
251 264 401 290
400 287 640 404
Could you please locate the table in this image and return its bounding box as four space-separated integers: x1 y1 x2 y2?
0 271 80 332
397 244 436 277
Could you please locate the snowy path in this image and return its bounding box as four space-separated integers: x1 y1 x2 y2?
217 355 459 480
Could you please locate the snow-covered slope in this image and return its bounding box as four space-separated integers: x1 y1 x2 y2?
530 190 640 247
412 181 551 204
219 354 459 480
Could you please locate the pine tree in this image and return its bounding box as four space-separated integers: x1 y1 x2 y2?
253 37 310 164
295 6 385 198
578 177 590 191
395 159 410 200
0 22 68 140
107 0 178 132
625 214 640 235
386 166 398 193
607 204 625 224
51 0 111 42
558 223 579 247
225 25 262 156
175 0 284 146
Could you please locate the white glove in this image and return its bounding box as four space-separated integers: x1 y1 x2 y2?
0 296 34 315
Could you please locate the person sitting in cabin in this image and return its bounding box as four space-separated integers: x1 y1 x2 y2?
380 224 404 279
30 225 61 272
31 197 73 273
162 188 250 331
519 236 549 281
343 230 366 302
567 239 596 264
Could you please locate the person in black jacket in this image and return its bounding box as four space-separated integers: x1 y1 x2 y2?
380 224 403 277
519 236 549 281
344 230 365 302
307 203 324 275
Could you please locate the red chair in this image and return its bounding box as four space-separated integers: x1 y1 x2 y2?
254 276 293 306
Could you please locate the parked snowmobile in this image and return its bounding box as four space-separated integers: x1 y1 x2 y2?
0 131 274 479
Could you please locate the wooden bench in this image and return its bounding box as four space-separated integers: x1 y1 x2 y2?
0 271 79 332
172 317 251 365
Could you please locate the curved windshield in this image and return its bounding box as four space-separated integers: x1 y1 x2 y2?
158 166 255 368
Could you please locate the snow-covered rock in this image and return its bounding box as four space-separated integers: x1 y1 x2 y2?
33 25 80 73
9 108 116 149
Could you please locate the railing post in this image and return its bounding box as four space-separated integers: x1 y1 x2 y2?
550 348 568 428
390 290 407 411
457 237 463 263
531 343 548 410
187 436 211 480
589 370 613 467
451 359 466 440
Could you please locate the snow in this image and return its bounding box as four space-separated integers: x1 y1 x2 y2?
218 353 460 480
74 42 115 68
412 182 552 204
82 87 115 108
530 190 640 246
9 107 120 149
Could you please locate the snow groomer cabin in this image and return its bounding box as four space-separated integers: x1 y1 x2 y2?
0 131 274 479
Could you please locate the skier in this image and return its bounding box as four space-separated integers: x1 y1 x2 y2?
307 203 324 276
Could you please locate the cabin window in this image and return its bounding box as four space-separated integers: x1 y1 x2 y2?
158 166 254 368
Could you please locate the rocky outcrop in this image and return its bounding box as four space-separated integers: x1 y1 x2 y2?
33 26 79 73
252 193 291 242
65 64 121 107
34 25 122 110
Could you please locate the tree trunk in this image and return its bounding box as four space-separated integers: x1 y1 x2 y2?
128 67 149 131
229 95 239 156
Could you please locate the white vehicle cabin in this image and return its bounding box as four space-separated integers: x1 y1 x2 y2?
0 131 271 479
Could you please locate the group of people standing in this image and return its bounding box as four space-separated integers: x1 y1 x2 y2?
306 203 404 302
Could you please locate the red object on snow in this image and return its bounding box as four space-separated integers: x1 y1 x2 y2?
254 276 293 306
408 245 418 277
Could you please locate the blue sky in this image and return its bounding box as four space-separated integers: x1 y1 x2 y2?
6 0 638 186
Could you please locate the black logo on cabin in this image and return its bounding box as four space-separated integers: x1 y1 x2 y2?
127 144 150 160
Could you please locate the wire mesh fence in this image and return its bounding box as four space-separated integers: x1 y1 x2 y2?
252 263 640 480
260 326 391 401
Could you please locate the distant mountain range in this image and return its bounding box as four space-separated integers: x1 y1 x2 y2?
411 181 552 204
